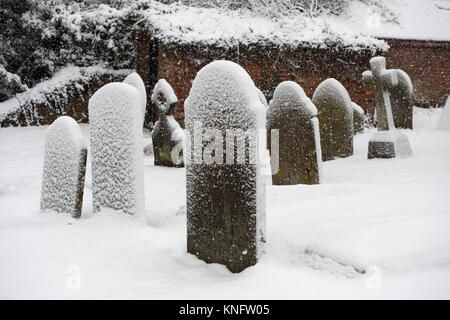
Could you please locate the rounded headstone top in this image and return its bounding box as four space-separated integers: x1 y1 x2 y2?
46 116 86 150
395 69 413 98
185 60 265 130
123 72 147 119
312 78 352 116
269 81 317 117
256 87 268 109
151 79 178 114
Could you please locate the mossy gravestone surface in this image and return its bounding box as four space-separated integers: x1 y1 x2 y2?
390 69 413 129
312 78 353 161
185 60 266 273
40 116 87 218
362 57 412 159
267 81 321 185
89 82 144 215
151 79 184 167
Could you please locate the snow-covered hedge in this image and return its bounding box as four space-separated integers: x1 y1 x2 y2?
0 66 131 127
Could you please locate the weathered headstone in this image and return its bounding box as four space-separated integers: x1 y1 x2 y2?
267 81 321 185
390 69 413 129
185 60 266 273
362 56 412 159
352 102 365 134
437 96 450 131
88 82 144 215
312 78 353 161
123 72 147 126
151 79 184 167
40 116 87 218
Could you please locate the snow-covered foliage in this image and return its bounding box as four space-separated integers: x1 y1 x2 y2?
123 72 147 125
143 1 387 51
151 79 184 167
0 65 27 102
88 82 144 215
185 60 266 272
40 116 87 218
437 96 450 132
0 66 131 127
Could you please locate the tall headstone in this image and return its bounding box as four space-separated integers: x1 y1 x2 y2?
390 69 413 129
267 81 321 185
312 78 353 161
151 79 184 167
185 60 266 273
40 116 87 218
362 56 412 159
352 102 365 134
123 72 147 126
88 82 144 215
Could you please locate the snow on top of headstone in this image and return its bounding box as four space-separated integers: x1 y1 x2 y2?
123 72 147 122
185 60 265 131
352 102 364 115
269 81 317 117
437 96 450 132
151 79 178 114
256 87 268 110
395 69 413 97
45 115 87 151
312 78 352 116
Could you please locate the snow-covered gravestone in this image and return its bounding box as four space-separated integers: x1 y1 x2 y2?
185 60 266 273
256 87 269 109
88 82 144 215
267 81 321 185
390 69 413 129
40 116 87 218
151 79 184 167
437 96 450 131
312 78 353 161
352 102 365 134
363 57 412 159
123 72 147 126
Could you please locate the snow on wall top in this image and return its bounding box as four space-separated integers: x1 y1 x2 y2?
269 81 317 117
0 65 131 119
141 2 388 51
331 0 450 42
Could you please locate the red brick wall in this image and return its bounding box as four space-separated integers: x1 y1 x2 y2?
382 39 450 108
135 36 449 128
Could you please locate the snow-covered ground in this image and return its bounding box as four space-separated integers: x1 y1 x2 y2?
0 107 449 299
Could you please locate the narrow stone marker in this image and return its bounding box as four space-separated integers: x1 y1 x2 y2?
362 56 412 159
352 102 365 134
151 79 184 167
88 82 144 215
123 72 147 126
185 60 266 273
312 78 353 161
40 116 87 218
267 81 321 185
390 69 413 129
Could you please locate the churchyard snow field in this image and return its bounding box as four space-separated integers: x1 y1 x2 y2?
0 107 449 299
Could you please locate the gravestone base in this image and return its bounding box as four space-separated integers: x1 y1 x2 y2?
368 130 412 159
